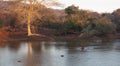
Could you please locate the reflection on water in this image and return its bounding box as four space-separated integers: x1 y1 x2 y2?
0 39 120 66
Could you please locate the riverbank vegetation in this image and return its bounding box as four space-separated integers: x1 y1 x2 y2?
0 1 120 41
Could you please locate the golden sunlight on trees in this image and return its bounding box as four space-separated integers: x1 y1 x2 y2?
7 0 61 36
0 1 120 40
65 5 89 26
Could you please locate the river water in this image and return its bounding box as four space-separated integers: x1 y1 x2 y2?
0 39 120 66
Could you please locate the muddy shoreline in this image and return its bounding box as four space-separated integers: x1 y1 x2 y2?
1 33 119 42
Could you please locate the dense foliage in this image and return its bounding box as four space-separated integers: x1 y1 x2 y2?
83 17 116 36
0 1 120 38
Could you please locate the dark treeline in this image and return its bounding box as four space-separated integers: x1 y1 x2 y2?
0 1 120 39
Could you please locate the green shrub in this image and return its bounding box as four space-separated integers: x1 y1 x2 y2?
60 20 82 35
83 17 116 36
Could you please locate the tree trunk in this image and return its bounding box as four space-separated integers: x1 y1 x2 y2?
27 11 32 36
27 0 33 36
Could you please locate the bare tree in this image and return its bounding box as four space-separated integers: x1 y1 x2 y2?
7 0 61 36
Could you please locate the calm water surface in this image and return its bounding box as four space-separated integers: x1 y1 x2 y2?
0 39 120 66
